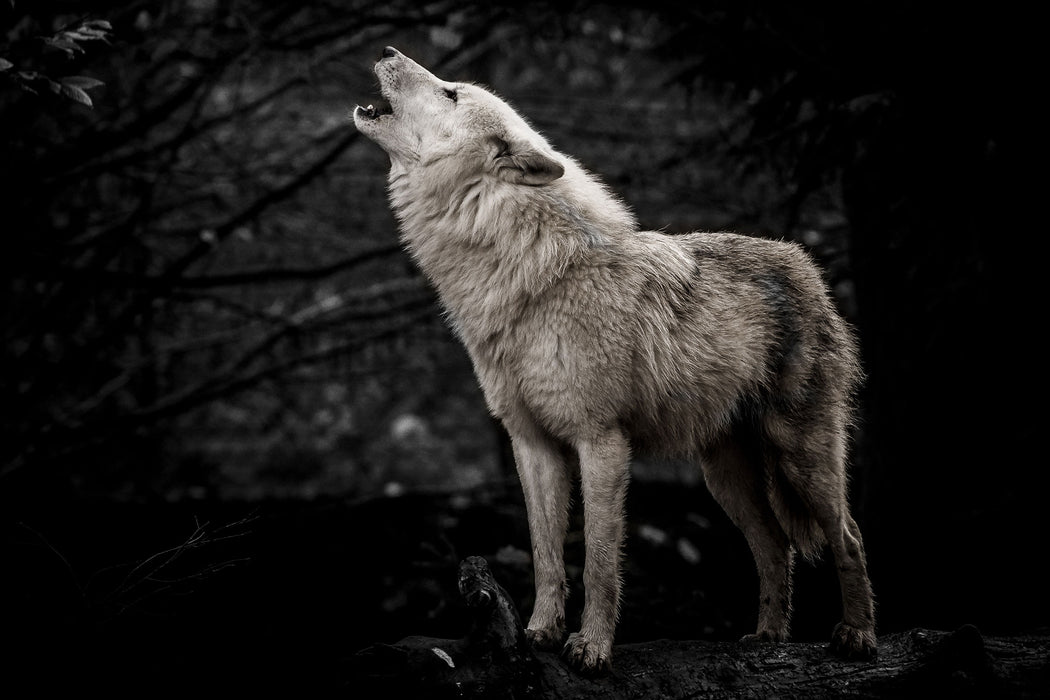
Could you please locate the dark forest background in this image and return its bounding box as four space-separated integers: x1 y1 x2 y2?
1 0 1043 695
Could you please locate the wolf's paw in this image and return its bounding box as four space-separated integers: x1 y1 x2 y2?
830 621 877 660
525 625 566 651
561 632 612 676
740 629 789 645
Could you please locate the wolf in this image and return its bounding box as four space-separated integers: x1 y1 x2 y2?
353 46 876 674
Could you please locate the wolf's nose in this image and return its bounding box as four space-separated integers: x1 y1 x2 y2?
381 46 398 59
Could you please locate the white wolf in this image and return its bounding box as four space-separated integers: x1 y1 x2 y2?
353 46 876 675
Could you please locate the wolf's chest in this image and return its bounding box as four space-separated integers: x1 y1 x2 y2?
462 305 635 439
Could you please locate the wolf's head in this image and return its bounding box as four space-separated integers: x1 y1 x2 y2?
353 47 564 186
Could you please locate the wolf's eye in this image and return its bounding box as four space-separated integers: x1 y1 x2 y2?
443 88 458 103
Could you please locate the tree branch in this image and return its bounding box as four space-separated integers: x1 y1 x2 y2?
58 243 403 289
160 127 360 281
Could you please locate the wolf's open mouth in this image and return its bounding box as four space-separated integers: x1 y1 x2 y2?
357 99 392 119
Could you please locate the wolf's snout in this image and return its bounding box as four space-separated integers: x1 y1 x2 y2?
381 46 399 60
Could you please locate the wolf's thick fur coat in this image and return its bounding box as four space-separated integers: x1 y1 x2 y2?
354 47 877 674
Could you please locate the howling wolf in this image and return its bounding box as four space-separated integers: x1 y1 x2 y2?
353 46 876 674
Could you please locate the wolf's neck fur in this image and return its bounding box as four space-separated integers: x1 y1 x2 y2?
387 158 637 344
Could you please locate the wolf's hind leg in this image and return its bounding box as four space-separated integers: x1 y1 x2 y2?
771 417 877 659
510 425 572 651
701 432 794 643
826 513 877 658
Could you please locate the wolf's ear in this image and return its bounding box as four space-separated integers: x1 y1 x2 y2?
491 136 564 186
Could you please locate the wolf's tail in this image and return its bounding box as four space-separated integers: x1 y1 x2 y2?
767 461 827 562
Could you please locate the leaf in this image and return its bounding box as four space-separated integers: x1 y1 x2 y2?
43 36 83 56
62 76 105 90
0 58 12 71
85 20 113 31
59 82 93 108
66 28 109 42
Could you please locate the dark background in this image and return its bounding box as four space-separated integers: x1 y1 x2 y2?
1 1 1043 695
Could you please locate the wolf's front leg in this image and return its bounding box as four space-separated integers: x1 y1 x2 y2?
563 428 630 675
510 427 572 651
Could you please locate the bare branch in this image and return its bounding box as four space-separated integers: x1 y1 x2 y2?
124 304 436 424
60 243 402 290
160 128 361 281
98 514 257 616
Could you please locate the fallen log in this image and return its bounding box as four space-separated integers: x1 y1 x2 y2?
349 557 1050 698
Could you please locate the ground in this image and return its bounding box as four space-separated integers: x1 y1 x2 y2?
3 479 1047 696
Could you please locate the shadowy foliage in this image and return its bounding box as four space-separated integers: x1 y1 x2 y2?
1 1 488 494
1 15 111 106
